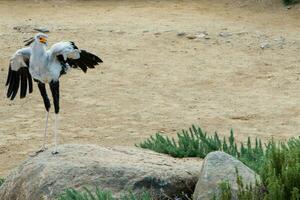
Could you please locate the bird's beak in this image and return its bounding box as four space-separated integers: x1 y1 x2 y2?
39 37 47 45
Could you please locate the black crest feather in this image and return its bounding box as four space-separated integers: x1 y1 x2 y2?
24 37 34 46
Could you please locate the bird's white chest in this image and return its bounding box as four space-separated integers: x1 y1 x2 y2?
29 56 53 83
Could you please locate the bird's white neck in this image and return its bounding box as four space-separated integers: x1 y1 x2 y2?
31 41 47 57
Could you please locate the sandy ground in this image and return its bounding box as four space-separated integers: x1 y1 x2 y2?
0 0 299 177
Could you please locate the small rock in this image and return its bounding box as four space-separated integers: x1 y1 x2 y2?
195 33 207 38
33 28 50 33
236 32 248 36
194 32 210 40
219 32 232 37
177 32 186 37
204 35 211 40
260 42 271 49
196 31 208 37
154 32 161 36
186 35 197 39
193 151 259 200
115 30 125 34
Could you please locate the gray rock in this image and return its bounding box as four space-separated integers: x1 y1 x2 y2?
204 35 211 40
219 32 232 37
260 42 271 49
33 28 50 33
0 144 202 200
186 32 210 40
115 30 125 34
195 33 207 38
177 32 186 37
195 31 208 38
286 6 292 10
193 151 259 200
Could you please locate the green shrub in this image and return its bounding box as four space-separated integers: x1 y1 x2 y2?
139 125 299 199
57 187 151 200
282 0 298 6
0 178 4 187
259 137 300 200
57 187 114 200
138 125 265 172
213 180 232 200
215 137 300 200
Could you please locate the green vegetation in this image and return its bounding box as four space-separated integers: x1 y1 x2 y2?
282 0 298 6
138 125 265 172
216 137 300 200
139 125 299 199
212 180 232 200
259 138 300 200
0 178 4 187
58 187 151 200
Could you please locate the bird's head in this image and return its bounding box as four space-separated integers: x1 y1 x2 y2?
35 33 48 45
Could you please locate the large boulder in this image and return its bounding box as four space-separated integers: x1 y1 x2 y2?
0 144 202 200
193 151 259 200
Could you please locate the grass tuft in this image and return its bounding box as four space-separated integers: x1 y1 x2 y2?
138 125 265 172
57 187 151 200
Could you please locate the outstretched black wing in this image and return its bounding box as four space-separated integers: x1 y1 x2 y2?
6 48 33 100
51 41 102 75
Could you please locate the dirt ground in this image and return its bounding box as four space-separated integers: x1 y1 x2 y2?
0 0 299 177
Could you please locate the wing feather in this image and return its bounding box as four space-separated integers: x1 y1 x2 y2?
5 48 33 100
49 41 102 74
20 68 28 98
10 73 20 100
5 65 12 86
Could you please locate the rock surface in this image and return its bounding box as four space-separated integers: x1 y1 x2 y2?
193 151 258 200
0 144 202 200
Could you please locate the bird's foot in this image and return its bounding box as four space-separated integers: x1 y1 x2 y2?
52 151 59 155
29 147 48 157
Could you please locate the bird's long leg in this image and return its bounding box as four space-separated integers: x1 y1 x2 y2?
50 81 60 155
43 111 49 149
37 82 51 153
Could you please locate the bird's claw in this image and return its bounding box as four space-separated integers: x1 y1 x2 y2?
29 147 47 157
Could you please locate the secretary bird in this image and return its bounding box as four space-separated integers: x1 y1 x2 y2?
5 33 103 155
